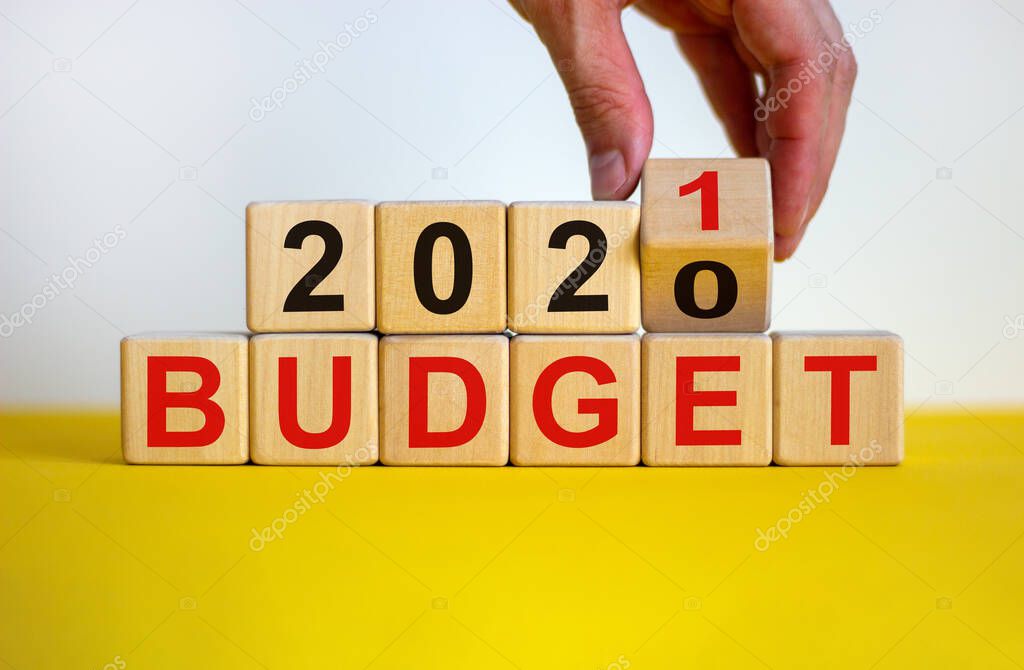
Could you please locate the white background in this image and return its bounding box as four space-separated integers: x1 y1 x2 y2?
0 0 1021 407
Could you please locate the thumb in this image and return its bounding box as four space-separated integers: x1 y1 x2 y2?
521 1 653 199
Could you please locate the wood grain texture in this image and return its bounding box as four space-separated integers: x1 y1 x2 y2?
640 159 772 332
121 333 248 464
249 334 378 465
246 200 375 333
379 335 509 465
510 335 640 466
376 201 506 334
772 331 903 466
642 333 771 466
507 202 640 334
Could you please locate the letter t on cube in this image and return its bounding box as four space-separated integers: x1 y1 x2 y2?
772 331 903 465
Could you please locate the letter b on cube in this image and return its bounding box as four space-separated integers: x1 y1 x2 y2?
121 333 248 464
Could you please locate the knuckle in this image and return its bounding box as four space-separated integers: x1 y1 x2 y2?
525 0 615 24
567 82 631 129
835 51 858 88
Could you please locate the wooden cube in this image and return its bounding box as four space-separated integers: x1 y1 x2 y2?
507 202 640 333
121 333 248 464
375 201 506 334
249 334 378 465
511 335 640 466
378 335 509 465
247 200 375 333
640 159 772 332
772 332 903 466
642 334 771 466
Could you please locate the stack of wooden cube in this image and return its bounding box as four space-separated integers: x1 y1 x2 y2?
121 159 903 467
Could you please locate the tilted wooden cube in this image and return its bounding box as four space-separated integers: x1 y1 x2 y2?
511 335 640 466
772 332 903 466
121 333 248 464
376 201 506 334
641 159 772 333
378 335 509 465
249 334 378 465
642 333 771 466
247 200 375 333
507 202 640 334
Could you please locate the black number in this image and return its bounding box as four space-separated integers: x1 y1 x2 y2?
282 220 345 313
547 220 609 313
673 260 737 319
413 221 473 315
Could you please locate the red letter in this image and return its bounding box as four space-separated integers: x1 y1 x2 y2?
804 355 877 445
278 356 352 449
532 356 618 448
409 357 486 448
678 170 719 231
147 356 225 447
676 356 741 446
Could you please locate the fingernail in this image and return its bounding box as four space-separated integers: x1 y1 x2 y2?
588 150 626 200
799 200 811 228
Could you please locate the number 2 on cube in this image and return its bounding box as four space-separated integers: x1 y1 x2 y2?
282 220 345 313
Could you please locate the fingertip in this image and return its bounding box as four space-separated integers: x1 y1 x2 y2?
768 139 817 239
774 235 796 262
589 150 627 200
588 125 650 200
621 130 652 199
774 225 807 262
771 185 810 242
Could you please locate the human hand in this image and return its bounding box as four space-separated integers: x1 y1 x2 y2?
511 0 857 260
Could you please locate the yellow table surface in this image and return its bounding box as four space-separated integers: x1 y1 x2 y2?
1 410 1023 669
